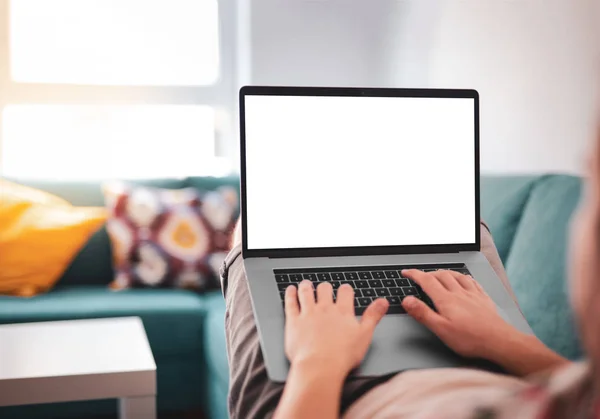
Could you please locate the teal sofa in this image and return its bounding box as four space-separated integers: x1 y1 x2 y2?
0 174 584 419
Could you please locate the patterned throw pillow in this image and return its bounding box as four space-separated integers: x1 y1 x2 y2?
102 182 238 291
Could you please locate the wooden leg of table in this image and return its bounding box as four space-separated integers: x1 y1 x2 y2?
119 395 156 419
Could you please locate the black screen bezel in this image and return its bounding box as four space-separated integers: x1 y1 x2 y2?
239 86 480 259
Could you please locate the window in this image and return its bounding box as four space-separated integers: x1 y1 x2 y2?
0 0 237 180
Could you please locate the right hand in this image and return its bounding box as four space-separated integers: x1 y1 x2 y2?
400 269 519 359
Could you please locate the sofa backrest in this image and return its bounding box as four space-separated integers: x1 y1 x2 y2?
8 176 240 287
8 174 584 359
481 175 583 360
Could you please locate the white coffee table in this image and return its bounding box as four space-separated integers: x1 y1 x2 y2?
0 317 157 419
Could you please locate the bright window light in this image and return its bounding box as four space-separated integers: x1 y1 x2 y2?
2 105 220 180
9 0 220 85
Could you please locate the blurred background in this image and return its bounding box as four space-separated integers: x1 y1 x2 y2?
1 2 599 419
0 0 599 177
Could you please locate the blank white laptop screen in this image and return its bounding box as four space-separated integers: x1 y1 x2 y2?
243 94 476 250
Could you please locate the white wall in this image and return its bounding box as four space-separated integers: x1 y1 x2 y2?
248 0 600 175
249 0 392 87
425 0 600 175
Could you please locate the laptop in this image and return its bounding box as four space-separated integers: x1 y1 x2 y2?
238 86 533 382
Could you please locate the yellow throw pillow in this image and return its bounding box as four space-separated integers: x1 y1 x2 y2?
0 180 107 297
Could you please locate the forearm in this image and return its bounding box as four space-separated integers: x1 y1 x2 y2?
274 360 345 419
486 329 570 377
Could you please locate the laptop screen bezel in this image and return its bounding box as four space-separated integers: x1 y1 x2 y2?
239 86 480 259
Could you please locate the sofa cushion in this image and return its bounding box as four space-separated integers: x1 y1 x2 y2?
0 179 107 296
0 286 222 358
101 182 237 291
204 302 228 389
204 301 229 419
480 176 540 264
506 175 583 360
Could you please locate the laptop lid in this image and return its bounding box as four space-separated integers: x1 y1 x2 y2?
239 86 480 259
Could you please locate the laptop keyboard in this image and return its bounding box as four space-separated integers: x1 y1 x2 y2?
274 264 472 315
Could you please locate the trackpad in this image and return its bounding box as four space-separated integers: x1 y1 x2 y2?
355 315 501 377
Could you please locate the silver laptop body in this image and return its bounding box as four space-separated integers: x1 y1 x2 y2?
238 86 533 382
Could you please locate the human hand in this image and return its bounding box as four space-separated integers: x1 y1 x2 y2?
284 280 389 377
401 269 517 359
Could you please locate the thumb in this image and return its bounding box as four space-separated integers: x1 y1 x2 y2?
360 298 389 334
402 296 443 333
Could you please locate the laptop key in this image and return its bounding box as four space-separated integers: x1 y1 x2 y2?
353 289 363 297
355 280 369 288
386 296 402 306
368 280 383 288
358 297 372 306
344 272 359 280
371 271 386 279
289 274 302 282
362 289 376 297
331 273 345 281
382 279 396 288
331 281 341 289
303 273 317 281
390 287 404 296
358 272 372 279
395 278 410 287
275 274 289 283
375 288 390 297
277 283 291 291
317 273 331 281
403 286 418 296
340 281 354 288
385 271 399 279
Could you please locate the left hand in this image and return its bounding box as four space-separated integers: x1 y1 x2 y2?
284 280 389 377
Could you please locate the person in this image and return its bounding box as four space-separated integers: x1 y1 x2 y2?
220 133 600 418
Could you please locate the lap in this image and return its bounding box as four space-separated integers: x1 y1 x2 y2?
220 222 516 419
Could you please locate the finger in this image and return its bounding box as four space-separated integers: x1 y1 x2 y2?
297 280 315 312
431 270 462 291
360 298 389 334
336 284 355 314
285 285 300 317
402 296 446 334
474 280 487 294
402 269 446 299
316 282 334 306
447 271 476 291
